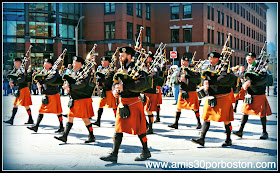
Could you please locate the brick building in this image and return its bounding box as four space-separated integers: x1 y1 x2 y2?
3 3 268 69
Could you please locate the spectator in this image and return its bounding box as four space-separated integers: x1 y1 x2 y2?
3 70 9 96
65 64 73 75
265 66 273 96
169 65 180 105
32 68 41 95
59 65 66 96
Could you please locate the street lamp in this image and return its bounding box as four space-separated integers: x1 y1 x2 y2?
75 16 85 56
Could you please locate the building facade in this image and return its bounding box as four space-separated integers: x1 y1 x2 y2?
3 2 268 70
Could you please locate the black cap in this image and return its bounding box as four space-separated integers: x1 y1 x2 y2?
182 52 192 61
245 52 256 58
119 46 135 56
44 58 54 65
207 51 221 59
148 51 154 59
14 57 22 62
73 56 85 65
101 56 112 63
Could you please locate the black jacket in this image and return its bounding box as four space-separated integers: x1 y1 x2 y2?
40 69 60 95
96 65 115 92
176 67 201 92
9 68 28 90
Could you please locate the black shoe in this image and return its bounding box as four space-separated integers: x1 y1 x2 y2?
85 134 96 143
172 103 177 105
233 108 237 113
196 123 202 129
135 151 151 161
222 139 232 147
100 153 118 163
54 135 67 143
24 119 34 124
232 131 243 138
4 119 13 125
27 126 38 132
168 123 178 129
154 118 160 123
62 114 68 118
147 128 153 134
190 138 205 146
55 126 64 133
92 121 100 127
260 132 268 139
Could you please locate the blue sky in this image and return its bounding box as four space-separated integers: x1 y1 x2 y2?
265 3 277 45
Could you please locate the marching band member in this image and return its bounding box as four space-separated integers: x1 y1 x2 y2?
191 51 234 147
233 52 272 139
233 65 246 112
27 58 64 133
100 46 151 163
142 52 160 134
4 57 34 125
168 53 202 129
54 56 95 143
93 56 118 127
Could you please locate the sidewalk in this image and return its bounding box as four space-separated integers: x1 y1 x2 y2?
2 90 278 170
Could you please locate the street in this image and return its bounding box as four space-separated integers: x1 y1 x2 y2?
2 88 278 170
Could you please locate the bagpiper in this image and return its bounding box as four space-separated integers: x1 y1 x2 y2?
100 46 151 163
233 52 272 139
93 56 118 127
27 58 64 133
191 51 235 147
4 57 34 125
168 53 202 129
54 56 95 143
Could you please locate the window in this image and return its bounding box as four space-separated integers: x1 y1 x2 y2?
183 4 192 18
146 4 151 20
211 30 214 44
104 22 115 40
217 10 220 24
171 29 179 43
230 17 232 29
207 29 210 43
234 19 236 30
183 28 192 42
127 22 133 40
221 32 224 45
207 6 210 20
217 31 220 45
236 4 239 14
229 35 232 48
221 12 224 25
211 7 214 21
237 38 239 50
237 21 239 32
127 3 133 16
171 6 179 20
136 3 142 18
226 15 229 27
234 37 236 48
146 26 151 43
104 3 115 14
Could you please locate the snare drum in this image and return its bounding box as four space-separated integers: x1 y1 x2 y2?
197 87 207 99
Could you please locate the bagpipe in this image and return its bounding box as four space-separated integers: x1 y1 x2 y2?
7 45 32 81
244 41 270 82
191 51 207 73
95 47 120 79
62 44 97 85
33 48 67 86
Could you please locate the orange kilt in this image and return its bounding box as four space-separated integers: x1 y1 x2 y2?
39 93 63 114
13 87 32 106
230 89 236 103
115 97 147 135
98 90 118 109
156 86 162 105
202 94 234 122
177 91 200 110
144 93 158 112
234 88 246 100
241 95 272 117
68 98 94 118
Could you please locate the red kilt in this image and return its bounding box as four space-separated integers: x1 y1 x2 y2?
13 87 32 106
242 95 272 117
68 98 94 118
115 97 147 135
177 91 200 110
39 93 63 114
234 88 246 100
202 93 234 122
143 93 158 112
98 90 118 109
156 86 162 105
